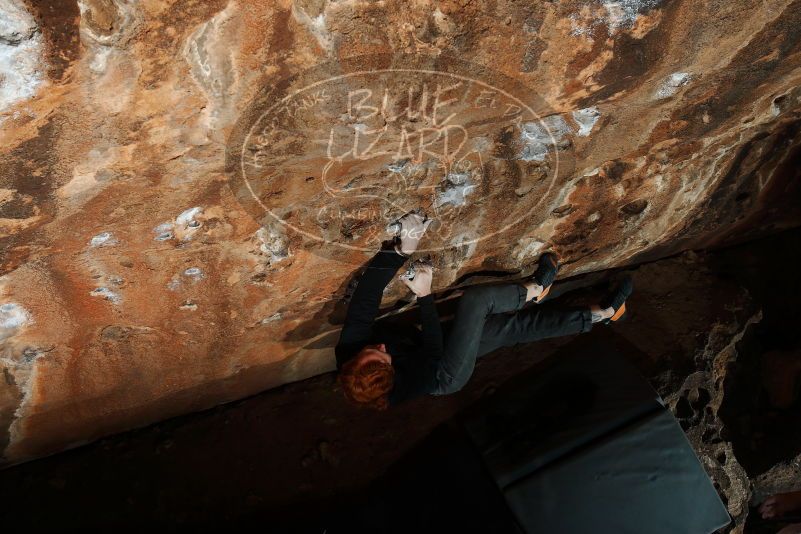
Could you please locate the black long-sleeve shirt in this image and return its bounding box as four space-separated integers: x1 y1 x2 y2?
335 246 444 405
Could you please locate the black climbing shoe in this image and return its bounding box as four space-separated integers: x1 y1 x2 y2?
532 252 559 303
601 275 633 323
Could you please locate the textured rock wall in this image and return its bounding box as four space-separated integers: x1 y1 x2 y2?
0 0 800 465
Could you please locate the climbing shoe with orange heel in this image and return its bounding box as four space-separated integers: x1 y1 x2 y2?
601 275 633 324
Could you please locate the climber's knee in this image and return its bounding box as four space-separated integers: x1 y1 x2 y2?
432 365 466 396
460 285 495 308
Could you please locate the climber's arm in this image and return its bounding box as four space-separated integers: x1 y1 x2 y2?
335 246 407 369
417 294 444 362
387 272 444 405
400 263 444 362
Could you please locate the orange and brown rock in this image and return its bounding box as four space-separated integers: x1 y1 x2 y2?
1 0 800 465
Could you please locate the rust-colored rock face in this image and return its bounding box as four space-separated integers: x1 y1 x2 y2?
1 0 799 465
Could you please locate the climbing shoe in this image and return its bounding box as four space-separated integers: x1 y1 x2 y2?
601 275 633 323
532 252 559 303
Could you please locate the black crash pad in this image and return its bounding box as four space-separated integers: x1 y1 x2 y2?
458 340 663 488
457 334 730 533
502 408 729 533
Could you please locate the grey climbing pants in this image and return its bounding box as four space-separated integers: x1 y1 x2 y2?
433 284 593 395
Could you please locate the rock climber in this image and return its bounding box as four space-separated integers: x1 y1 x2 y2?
335 211 633 409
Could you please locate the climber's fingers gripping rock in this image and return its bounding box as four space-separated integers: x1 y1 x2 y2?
400 263 433 297
396 211 433 256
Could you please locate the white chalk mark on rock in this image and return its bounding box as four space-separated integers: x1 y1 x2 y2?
603 0 662 29
445 171 470 186
654 72 692 99
154 207 203 242
153 222 174 241
519 115 572 161
90 287 122 304
89 231 118 247
257 227 289 263
176 206 202 226
387 159 410 173
261 312 282 324
436 176 476 208
183 267 204 281
572 107 601 137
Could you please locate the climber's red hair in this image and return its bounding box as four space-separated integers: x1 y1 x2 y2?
338 350 394 410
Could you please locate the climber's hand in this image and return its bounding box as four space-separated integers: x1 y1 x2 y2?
400 263 433 297
396 211 433 256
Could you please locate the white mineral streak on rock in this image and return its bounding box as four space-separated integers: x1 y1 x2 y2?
291 4 334 53
77 0 140 46
572 107 601 137
88 47 112 74
519 115 572 161
0 0 44 117
569 14 591 37
513 239 546 262
0 302 30 337
184 4 236 101
0 0 35 44
183 2 238 135
77 0 141 77
570 0 661 38
603 0 662 29
654 72 692 99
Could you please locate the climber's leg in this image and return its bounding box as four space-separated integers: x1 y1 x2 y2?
475 278 634 356
474 304 596 358
432 284 527 395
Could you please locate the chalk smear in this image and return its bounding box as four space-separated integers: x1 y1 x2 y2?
90 287 122 304
654 72 691 99
90 231 118 247
572 107 601 137
519 115 571 162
